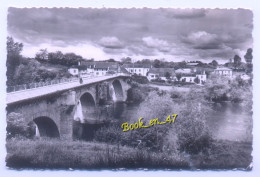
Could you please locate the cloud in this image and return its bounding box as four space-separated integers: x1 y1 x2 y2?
183 31 221 49
142 37 170 52
98 36 124 49
8 8 253 63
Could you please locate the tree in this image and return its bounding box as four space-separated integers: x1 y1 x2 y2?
194 77 200 84
244 48 253 73
6 37 23 86
244 48 253 64
63 53 83 66
6 112 29 139
48 51 64 64
121 57 132 64
35 48 48 61
234 55 241 69
107 58 116 62
176 73 182 81
153 59 163 68
164 72 171 79
211 60 218 68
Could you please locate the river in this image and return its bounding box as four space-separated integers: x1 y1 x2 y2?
106 101 252 142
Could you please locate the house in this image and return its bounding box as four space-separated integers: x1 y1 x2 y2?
122 63 152 76
81 61 120 76
147 68 175 81
68 66 79 76
214 67 232 77
68 61 122 77
78 65 90 78
178 71 207 84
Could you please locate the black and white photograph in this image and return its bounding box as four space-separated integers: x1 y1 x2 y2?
4 7 254 171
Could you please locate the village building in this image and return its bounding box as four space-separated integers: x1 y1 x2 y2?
178 70 207 84
214 67 233 77
68 61 122 77
147 68 175 81
122 64 152 76
68 66 79 76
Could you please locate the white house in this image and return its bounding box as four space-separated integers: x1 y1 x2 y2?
179 71 207 84
214 67 232 77
68 67 79 76
147 68 175 81
122 64 152 76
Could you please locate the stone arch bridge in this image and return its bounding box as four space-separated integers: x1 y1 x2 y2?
6 75 131 140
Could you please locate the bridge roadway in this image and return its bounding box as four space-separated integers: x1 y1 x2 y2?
6 74 127 105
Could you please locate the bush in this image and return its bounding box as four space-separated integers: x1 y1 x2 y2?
173 102 213 154
7 112 31 139
131 75 149 84
6 112 36 139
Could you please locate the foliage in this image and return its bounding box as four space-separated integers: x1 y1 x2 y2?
194 77 200 84
210 60 218 68
6 37 23 86
204 73 252 105
204 74 230 102
131 75 149 84
151 78 165 83
120 57 132 64
173 102 212 154
234 55 242 69
35 48 48 61
6 112 35 139
11 58 71 85
164 71 171 79
126 84 157 103
244 48 253 64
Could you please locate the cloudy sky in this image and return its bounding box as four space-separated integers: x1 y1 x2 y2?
8 8 253 63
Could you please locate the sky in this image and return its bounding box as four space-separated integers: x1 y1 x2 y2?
7 8 253 63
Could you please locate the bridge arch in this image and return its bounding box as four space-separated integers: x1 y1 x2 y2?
75 92 96 121
112 79 124 101
33 116 60 138
73 92 97 140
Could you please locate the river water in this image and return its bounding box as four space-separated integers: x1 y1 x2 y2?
107 101 252 142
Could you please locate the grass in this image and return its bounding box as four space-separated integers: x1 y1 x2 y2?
190 140 253 170
6 138 189 170
6 138 252 170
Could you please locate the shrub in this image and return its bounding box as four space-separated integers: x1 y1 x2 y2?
131 75 149 84
173 102 213 154
6 112 28 139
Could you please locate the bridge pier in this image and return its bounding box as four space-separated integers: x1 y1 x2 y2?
59 105 75 140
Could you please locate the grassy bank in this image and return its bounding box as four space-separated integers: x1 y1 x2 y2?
6 139 252 170
6 139 189 169
190 140 252 170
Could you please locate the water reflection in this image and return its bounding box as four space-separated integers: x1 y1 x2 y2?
207 102 252 142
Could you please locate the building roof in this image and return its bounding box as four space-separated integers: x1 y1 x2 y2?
80 61 119 69
122 63 152 68
175 68 192 73
215 67 232 71
119 67 130 74
148 68 175 77
187 62 199 66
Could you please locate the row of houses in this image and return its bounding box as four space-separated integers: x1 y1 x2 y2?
68 61 238 84
68 61 129 77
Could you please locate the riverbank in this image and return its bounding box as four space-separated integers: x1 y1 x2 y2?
6 138 252 170
5 138 189 169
